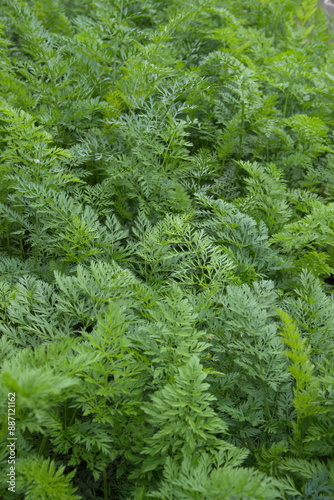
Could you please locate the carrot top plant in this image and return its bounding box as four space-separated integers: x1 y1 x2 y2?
0 0 334 498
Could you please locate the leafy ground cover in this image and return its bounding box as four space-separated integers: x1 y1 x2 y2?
0 0 334 498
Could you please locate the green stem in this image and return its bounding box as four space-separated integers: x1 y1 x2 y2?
112 0 124 86
103 468 108 500
283 94 289 118
34 212 39 271
6 221 10 252
238 102 245 160
259 362 270 438
19 236 24 260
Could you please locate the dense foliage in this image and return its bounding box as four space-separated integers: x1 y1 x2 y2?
0 0 334 498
